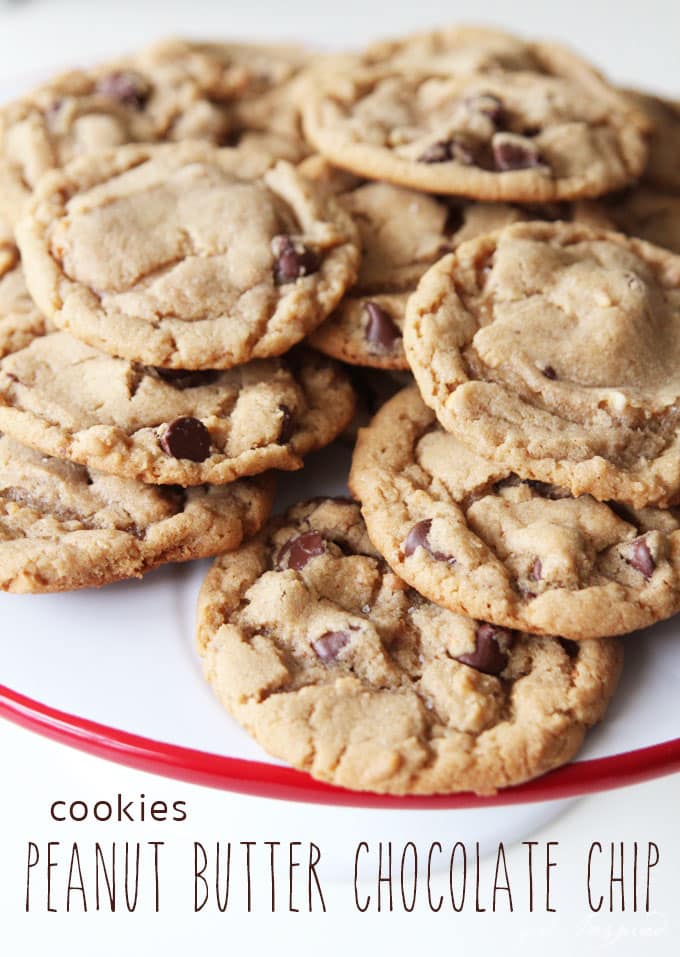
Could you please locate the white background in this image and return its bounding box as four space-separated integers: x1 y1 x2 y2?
1 1 679 954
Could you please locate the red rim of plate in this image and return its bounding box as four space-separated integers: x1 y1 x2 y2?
2 683 680 808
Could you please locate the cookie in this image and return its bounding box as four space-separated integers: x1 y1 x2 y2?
350 387 680 639
0 433 275 593
16 144 360 369
0 38 312 225
301 30 649 202
404 221 680 508
592 187 680 256
626 91 680 194
0 331 355 485
0 218 51 358
196 498 622 794
309 178 453 369
305 159 601 369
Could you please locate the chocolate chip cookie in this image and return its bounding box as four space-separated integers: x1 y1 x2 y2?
16 143 360 369
350 387 680 639
0 38 312 226
0 331 355 485
301 29 649 201
404 221 680 508
0 217 51 358
591 187 680 256
0 433 275 593
626 91 680 194
197 498 622 794
305 158 602 369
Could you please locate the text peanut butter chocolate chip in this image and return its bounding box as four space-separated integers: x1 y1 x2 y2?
403 519 455 563
625 537 656 579
95 71 150 110
272 235 320 284
492 133 543 171
364 302 402 351
457 623 512 676
278 531 326 570
312 630 351 662
159 417 211 462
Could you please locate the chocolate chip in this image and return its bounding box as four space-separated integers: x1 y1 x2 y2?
492 134 543 172
312 630 351 662
154 368 220 389
277 404 295 443
530 558 542 581
559 638 580 659
159 417 211 461
96 71 150 110
364 302 402 351
457 623 512 676
278 531 326 570
404 519 432 556
542 365 557 380
418 138 475 165
272 235 320 284
466 92 504 126
403 519 454 564
625 536 656 580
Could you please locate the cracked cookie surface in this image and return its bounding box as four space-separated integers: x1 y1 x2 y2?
0 38 312 225
16 143 359 369
0 433 275 593
197 497 622 794
404 221 680 508
350 388 680 639
301 28 649 202
0 331 355 485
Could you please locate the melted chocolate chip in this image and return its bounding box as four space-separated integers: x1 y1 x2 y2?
492 135 543 172
96 71 150 110
403 519 454 564
278 531 326 570
542 365 557 380
530 558 542 581
154 368 220 389
364 302 402 351
418 138 475 165
404 519 432 556
159 417 211 461
625 537 656 580
272 236 320 284
277 404 295 444
312 630 351 662
457 623 512 676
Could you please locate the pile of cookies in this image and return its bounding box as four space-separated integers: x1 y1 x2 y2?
2 27 679 796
